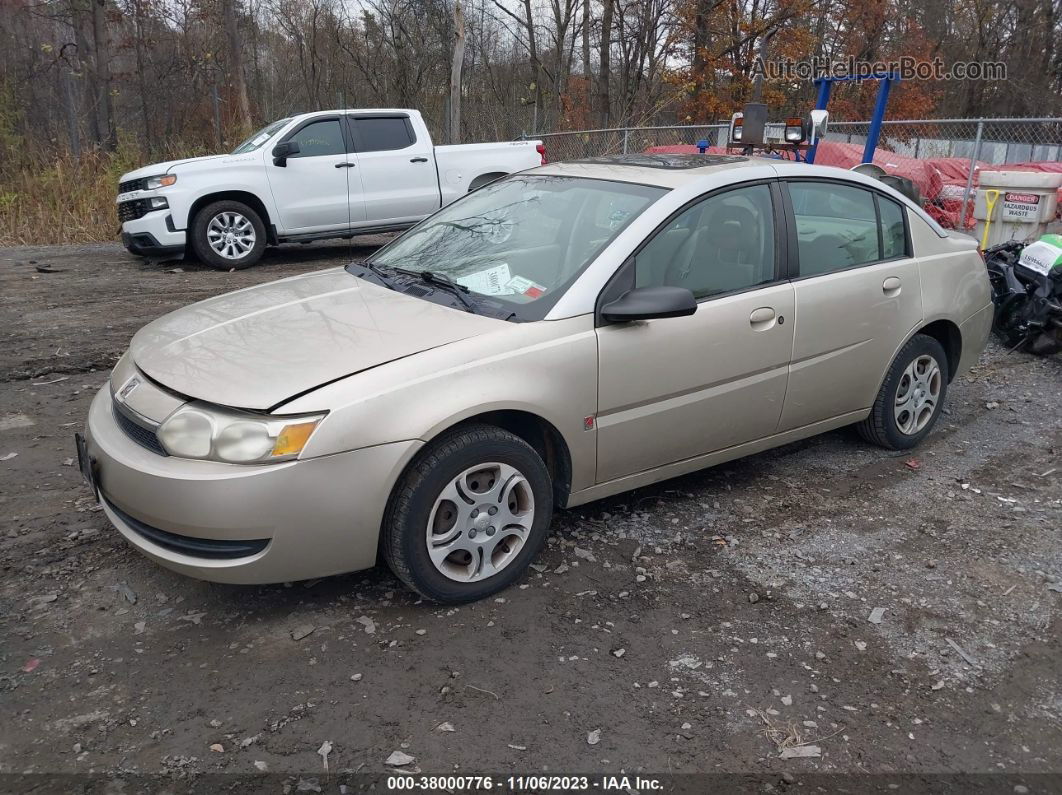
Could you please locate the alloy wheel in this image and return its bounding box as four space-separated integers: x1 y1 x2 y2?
206 211 256 260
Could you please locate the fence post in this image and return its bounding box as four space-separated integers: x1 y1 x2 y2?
622 128 629 154
960 120 984 228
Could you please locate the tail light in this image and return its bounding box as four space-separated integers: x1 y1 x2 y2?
536 143 547 165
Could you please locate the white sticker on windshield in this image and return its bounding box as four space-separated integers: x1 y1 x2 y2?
505 275 547 298
457 263 512 295
252 133 270 146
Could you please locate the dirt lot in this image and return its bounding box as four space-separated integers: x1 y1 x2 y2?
1 242 1060 789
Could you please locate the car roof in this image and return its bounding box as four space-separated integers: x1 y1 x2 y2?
533 153 771 188
530 154 950 236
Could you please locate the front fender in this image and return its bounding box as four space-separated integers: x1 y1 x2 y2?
283 315 599 493
166 151 276 230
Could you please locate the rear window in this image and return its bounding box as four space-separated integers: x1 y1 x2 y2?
354 117 415 152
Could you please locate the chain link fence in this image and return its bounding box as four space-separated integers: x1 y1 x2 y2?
526 118 1062 229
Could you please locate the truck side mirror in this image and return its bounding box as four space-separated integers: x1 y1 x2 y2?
271 140 300 167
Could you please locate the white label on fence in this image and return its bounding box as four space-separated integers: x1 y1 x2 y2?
1001 192 1040 221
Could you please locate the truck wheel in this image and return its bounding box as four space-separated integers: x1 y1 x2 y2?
857 334 948 450
382 424 553 603
190 200 266 270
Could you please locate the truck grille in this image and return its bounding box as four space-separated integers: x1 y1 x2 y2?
119 177 147 194
118 199 151 222
112 401 168 456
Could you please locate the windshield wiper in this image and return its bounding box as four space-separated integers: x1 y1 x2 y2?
394 267 477 313
347 260 400 291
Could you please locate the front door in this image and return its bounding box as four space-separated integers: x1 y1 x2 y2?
348 115 440 225
595 182 795 483
265 116 365 233
777 180 923 430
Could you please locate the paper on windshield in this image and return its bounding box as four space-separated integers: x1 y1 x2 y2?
456 263 512 295
456 264 547 299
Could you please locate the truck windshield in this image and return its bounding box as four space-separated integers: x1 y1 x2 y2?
231 118 291 154
367 175 666 320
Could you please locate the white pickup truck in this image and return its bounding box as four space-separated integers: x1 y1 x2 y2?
117 109 545 269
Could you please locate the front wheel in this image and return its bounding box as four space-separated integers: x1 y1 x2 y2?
381 424 553 603
189 200 266 270
857 334 949 450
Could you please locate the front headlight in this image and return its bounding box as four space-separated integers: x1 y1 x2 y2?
157 403 325 464
144 174 177 190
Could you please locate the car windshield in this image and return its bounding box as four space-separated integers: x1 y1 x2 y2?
231 118 291 154
368 175 667 320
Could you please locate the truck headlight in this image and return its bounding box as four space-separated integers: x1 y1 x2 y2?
144 174 177 190
157 403 325 464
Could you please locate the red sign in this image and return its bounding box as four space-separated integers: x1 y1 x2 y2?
1004 192 1039 204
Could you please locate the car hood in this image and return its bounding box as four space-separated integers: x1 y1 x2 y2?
129 268 504 411
119 154 240 181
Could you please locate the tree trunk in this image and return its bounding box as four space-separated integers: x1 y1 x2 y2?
596 0 613 126
222 0 253 135
90 0 115 149
449 0 465 144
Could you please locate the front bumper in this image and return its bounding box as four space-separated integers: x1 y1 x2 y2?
84 386 422 584
120 210 186 258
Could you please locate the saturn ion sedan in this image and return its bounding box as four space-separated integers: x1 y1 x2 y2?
78 153 993 603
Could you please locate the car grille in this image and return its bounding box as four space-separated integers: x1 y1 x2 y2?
112 401 168 456
118 199 151 222
119 177 147 194
102 495 269 559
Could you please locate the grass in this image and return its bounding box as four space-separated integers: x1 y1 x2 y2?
0 140 213 247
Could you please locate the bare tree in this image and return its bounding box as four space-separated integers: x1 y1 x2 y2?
450 0 466 142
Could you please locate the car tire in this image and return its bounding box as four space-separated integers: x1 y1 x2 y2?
857 333 949 450
189 200 266 270
381 424 554 603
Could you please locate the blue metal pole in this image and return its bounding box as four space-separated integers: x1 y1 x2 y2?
862 76 896 163
806 78 832 164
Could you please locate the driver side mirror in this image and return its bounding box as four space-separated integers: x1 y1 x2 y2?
271 140 300 167
600 286 697 323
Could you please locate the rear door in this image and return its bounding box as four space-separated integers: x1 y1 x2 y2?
264 116 364 232
777 179 923 430
347 114 440 225
595 182 795 482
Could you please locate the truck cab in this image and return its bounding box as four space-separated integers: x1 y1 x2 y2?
117 109 544 269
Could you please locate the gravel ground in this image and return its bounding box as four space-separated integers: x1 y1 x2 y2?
1 243 1060 789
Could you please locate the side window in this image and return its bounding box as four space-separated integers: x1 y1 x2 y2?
635 184 775 299
878 196 908 259
355 117 415 152
789 182 879 276
287 120 345 158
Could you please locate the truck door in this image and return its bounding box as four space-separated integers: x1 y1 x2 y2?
264 116 366 233
347 114 440 225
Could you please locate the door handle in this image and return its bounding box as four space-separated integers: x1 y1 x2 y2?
882 276 902 296
749 306 776 329
410 157 429 163
334 162 356 169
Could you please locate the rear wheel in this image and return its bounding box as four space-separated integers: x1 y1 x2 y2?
190 200 266 270
382 424 553 603
857 334 948 450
